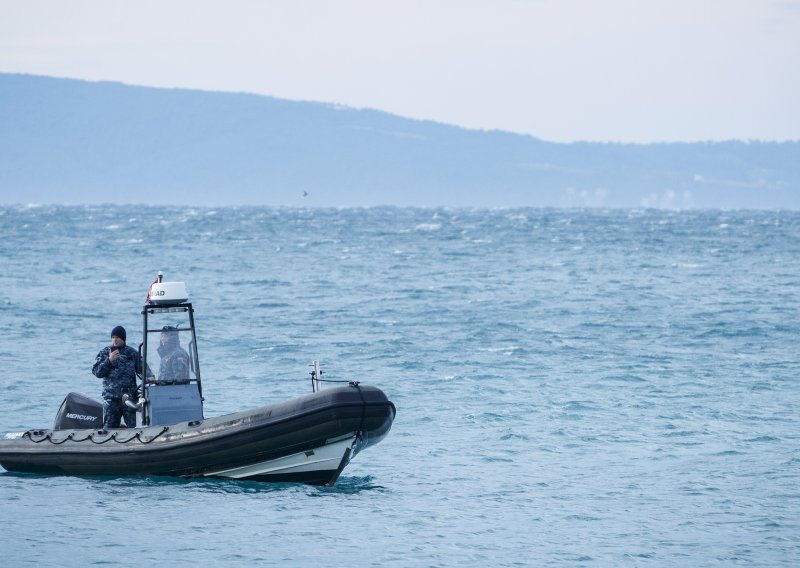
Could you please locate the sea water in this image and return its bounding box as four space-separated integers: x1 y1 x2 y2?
0 205 798 566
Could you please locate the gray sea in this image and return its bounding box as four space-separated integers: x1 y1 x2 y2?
1 205 798 566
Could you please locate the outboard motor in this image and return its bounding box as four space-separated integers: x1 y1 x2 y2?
54 392 103 430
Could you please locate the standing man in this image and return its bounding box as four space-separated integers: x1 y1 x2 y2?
92 325 140 429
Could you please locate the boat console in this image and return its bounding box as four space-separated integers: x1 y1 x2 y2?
128 272 204 426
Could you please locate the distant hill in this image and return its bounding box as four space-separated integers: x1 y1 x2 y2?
1 73 798 209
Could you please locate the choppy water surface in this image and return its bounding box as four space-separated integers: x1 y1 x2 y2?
1 205 799 566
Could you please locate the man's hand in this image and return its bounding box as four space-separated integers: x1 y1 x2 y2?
109 349 120 364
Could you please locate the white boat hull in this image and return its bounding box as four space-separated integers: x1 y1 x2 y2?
205 434 358 484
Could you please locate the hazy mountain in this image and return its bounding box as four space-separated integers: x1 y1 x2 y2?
1 73 798 209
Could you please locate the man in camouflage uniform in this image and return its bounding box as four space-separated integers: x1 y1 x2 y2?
156 326 191 385
92 325 141 429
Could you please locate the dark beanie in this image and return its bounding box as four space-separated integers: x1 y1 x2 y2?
111 325 127 342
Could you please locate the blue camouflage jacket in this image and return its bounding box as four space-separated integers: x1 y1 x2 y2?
92 344 141 400
157 347 191 384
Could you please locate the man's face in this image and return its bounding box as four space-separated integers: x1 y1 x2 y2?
111 335 124 347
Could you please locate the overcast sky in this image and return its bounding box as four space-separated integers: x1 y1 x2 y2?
2 0 799 143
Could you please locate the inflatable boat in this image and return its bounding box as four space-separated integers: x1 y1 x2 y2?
0 275 396 486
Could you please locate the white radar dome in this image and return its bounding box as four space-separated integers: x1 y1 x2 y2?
148 282 188 304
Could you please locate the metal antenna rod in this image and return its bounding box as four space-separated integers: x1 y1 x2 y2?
310 360 322 393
